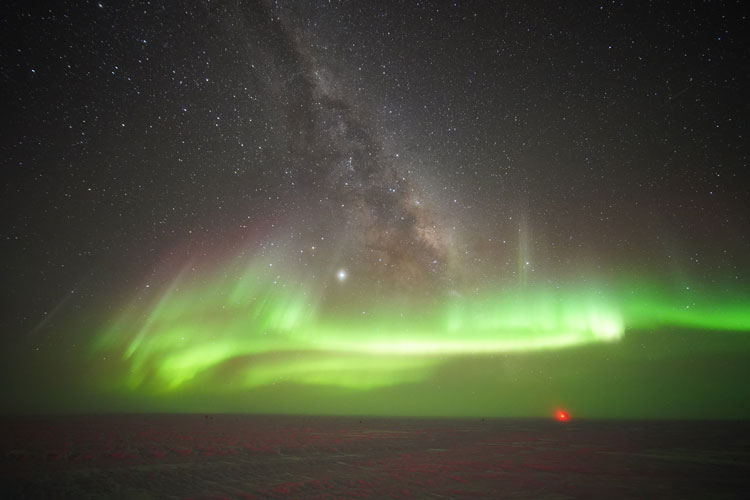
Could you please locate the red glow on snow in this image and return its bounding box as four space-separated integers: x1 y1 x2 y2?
555 410 570 422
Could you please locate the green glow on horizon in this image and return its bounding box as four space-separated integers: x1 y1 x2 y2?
93 255 750 398
621 286 750 332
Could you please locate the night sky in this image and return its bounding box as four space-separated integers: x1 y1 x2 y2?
2 0 749 418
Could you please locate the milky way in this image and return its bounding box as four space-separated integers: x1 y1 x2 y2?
260 2 455 295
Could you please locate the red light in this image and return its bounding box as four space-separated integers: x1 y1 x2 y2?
555 410 570 422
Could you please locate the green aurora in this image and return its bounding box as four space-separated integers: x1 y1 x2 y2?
82 251 750 418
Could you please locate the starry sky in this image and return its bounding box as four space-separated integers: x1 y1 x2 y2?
2 0 749 418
